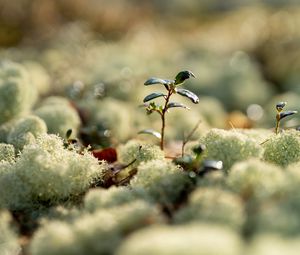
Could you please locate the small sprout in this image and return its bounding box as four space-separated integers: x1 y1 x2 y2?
138 129 162 139
140 71 197 150
63 128 82 151
275 102 298 134
174 141 205 173
276 101 287 112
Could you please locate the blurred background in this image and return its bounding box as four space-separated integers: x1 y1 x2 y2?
0 0 300 140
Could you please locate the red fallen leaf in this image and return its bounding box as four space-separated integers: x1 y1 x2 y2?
92 148 117 163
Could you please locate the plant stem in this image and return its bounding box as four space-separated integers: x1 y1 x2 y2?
160 89 173 150
275 113 280 134
181 120 201 157
275 121 279 134
160 115 165 150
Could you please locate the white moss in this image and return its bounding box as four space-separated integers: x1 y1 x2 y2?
263 130 300 167
130 159 192 206
247 234 300 255
173 187 244 229
30 212 120 255
0 61 37 124
227 158 286 201
196 171 226 188
44 206 82 223
35 97 81 137
250 162 300 235
30 200 163 255
201 129 262 172
0 143 15 163
0 119 17 143
105 200 165 233
84 186 148 212
116 224 243 255
118 139 164 168
0 134 106 209
0 211 20 255
37 96 72 108
254 201 300 235
286 161 300 190
7 115 47 151
236 128 273 144
79 98 134 141
24 61 51 96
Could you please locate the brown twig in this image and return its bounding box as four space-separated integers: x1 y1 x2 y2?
181 120 202 157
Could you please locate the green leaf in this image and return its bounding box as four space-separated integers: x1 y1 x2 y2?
149 101 157 107
66 129 72 139
158 105 163 113
138 129 161 139
143 92 166 103
279 110 297 120
144 78 174 86
202 160 223 171
174 70 195 85
176 88 199 104
167 102 190 110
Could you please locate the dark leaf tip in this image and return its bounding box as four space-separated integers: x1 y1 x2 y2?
174 70 195 85
66 129 72 139
276 101 287 111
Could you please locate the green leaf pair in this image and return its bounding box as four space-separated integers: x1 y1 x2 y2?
275 101 298 134
144 70 196 87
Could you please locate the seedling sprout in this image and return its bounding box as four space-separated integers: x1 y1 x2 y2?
275 101 297 134
139 71 199 150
